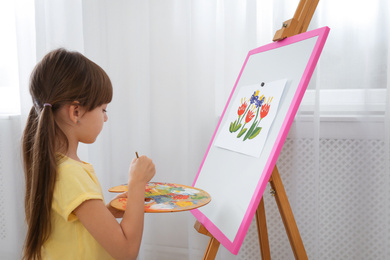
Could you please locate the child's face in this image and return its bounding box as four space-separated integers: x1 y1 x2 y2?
77 104 109 144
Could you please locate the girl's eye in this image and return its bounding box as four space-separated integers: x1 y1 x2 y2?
103 109 107 113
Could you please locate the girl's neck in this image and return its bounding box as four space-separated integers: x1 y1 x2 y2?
57 141 82 162
65 151 81 162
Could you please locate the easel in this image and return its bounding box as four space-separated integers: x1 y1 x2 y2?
195 0 319 259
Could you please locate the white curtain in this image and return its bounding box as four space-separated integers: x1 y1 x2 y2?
2 0 390 259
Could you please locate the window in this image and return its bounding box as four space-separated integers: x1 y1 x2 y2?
0 1 20 116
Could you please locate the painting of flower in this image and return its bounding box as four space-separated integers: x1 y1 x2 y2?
214 79 287 158
229 90 272 142
229 98 248 133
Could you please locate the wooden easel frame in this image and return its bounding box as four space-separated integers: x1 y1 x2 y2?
194 1 319 259
273 0 319 41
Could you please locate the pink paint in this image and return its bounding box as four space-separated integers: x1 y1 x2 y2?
191 27 330 254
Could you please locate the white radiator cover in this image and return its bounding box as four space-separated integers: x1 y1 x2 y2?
238 136 389 260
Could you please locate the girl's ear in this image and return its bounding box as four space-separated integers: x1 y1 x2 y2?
68 102 80 124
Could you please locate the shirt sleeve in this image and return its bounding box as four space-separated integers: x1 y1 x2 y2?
52 163 104 222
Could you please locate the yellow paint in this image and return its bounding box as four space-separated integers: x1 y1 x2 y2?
176 201 193 207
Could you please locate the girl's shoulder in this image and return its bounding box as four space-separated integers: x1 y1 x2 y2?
55 153 100 190
56 154 96 181
56 153 93 169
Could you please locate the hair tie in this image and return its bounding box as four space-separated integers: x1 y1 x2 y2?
43 103 52 108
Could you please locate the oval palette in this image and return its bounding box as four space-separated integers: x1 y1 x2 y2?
109 182 211 213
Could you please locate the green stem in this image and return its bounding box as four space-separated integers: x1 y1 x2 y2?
237 122 247 137
237 115 241 124
255 118 263 129
240 122 246 133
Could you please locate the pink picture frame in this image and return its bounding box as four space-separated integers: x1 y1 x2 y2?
191 27 330 254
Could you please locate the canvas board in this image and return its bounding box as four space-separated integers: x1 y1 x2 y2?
191 27 330 254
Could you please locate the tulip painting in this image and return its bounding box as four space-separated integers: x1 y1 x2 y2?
230 89 273 141
229 98 248 133
260 97 273 118
215 80 287 158
242 97 274 141
236 105 256 138
245 108 256 123
238 99 248 116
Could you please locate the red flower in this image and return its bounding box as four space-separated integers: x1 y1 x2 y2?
260 103 270 118
238 102 247 116
245 109 255 123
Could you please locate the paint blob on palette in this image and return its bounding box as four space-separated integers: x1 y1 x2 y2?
109 182 211 213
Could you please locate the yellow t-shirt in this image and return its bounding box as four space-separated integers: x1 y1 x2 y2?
42 155 113 260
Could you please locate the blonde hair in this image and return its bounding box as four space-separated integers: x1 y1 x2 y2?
22 48 112 259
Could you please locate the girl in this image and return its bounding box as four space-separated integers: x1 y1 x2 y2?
22 48 155 260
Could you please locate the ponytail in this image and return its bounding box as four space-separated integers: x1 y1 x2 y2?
22 105 58 260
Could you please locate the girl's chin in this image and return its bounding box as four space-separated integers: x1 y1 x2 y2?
80 138 98 144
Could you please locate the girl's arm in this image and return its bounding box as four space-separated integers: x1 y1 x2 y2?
74 156 155 260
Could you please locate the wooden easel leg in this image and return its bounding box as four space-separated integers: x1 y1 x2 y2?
194 220 220 260
255 197 271 260
269 165 308 260
203 237 220 260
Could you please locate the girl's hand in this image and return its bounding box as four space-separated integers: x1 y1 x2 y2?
106 192 127 218
128 155 156 185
